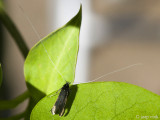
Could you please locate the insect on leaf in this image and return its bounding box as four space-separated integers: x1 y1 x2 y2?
31 82 160 120
51 82 70 116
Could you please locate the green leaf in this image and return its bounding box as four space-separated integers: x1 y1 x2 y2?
0 64 2 87
24 5 82 99
31 82 160 120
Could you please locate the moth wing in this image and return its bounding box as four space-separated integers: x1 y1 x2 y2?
59 94 68 116
51 105 56 115
51 95 62 115
59 108 65 117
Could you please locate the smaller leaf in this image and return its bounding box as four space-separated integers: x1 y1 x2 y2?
24 5 82 100
31 82 160 120
0 64 2 87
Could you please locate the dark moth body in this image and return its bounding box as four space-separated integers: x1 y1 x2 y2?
51 82 70 116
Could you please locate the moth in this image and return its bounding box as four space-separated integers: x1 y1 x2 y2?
51 82 70 117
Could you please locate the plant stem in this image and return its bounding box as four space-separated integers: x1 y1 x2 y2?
0 1 29 58
0 110 26 120
0 90 30 110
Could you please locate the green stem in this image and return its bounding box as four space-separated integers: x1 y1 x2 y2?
0 64 2 87
0 111 26 120
0 1 29 58
0 90 30 110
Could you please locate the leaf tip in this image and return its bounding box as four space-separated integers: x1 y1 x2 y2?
79 4 82 16
67 4 82 28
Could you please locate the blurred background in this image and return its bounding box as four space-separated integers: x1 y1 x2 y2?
1 0 160 117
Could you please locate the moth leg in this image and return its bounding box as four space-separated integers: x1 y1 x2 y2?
48 88 62 97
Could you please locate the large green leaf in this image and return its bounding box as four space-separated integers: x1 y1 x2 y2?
24 5 82 99
31 82 160 120
0 64 2 87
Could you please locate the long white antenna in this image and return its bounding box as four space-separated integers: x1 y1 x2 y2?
73 63 143 84
18 3 143 85
91 63 143 82
18 3 66 82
